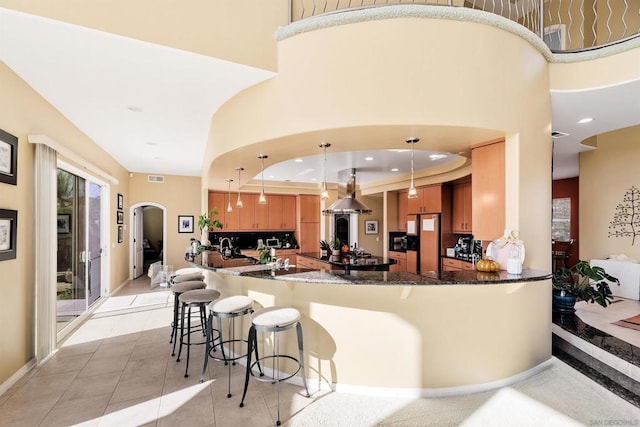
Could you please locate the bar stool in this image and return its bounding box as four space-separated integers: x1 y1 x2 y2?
176 288 221 378
169 279 205 356
201 295 255 398
239 307 310 426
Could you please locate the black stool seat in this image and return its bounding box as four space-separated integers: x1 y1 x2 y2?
176 288 221 378
239 306 310 426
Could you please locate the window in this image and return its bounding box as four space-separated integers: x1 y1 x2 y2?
552 198 571 241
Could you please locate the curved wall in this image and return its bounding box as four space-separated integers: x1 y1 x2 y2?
206 13 551 271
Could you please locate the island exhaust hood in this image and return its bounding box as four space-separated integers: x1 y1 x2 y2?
322 168 372 215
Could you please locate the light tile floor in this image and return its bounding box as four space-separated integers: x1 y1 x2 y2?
1 277 639 426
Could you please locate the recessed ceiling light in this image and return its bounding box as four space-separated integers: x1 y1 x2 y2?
311 178 317 181
365 157 374 161
577 117 593 124
268 175 275 178
295 159 303 163
127 105 143 113
391 168 399 172
429 154 448 160
145 142 157 146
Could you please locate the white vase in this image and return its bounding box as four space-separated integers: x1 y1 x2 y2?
200 227 210 246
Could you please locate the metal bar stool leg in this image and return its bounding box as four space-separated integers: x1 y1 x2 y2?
296 322 310 397
239 325 256 408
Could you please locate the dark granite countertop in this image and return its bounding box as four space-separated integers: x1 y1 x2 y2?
297 252 397 269
190 261 550 286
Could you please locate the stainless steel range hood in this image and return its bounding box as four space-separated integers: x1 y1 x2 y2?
322 168 372 215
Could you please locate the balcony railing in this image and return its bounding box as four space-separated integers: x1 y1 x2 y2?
289 0 640 53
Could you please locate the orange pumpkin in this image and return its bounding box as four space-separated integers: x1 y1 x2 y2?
476 257 500 272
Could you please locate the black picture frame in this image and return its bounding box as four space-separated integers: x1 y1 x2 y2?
0 128 18 186
117 210 124 224
57 214 71 233
117 193 124 210
117 226 123 243
178 215 194 233
0 209 18 261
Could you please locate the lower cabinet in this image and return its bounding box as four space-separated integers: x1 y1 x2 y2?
389 251 407 272
442 257 475 271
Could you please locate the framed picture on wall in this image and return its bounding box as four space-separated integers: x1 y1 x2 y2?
117 210 124 224
365 220 378 234
57 214 71 233
0 209 17 261
117 193 124 210
0 128 18 186
117 226 123 243
178 215 194 233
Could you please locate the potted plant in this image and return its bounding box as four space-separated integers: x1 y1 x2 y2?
552 260 620 313
330 236 342 257
196 210 223 265
197 210 223 245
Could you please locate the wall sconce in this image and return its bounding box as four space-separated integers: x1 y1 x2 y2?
226 178 234 212
406 137 419 199
257 154 268 205
235 167 244 208
319 142 331 200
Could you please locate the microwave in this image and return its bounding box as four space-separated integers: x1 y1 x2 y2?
266 238 280 248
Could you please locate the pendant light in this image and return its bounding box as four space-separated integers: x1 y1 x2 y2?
257 154 268 205
226 178 234 212
406 137 419 199
319 142 331 200
235 167 244 208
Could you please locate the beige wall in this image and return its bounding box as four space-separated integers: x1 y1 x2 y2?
207 16 552 271
579 125 640 261
0 61 128 385
129 173 202 271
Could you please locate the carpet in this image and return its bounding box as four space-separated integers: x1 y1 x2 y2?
612 314 640 331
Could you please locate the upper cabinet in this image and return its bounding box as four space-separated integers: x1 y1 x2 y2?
397 190 408 231
406 184 445 214
208 191 296 231
298 194 320 223
471 140 505 240
452 180 472 233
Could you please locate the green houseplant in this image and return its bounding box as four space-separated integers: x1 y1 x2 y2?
552 260 620 313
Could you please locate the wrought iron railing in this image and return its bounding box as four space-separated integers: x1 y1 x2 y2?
289 0 640 52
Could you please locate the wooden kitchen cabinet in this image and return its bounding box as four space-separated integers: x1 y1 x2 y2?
472 139 505 240
223 192 240 230
298 195 320 223
207 191 226 225
452 181 472 233
296 222 319 253
397 190 408 231
406 184 445 214
406 250 418 274
442 257 475 271
268 195 296 230
389 251 407 272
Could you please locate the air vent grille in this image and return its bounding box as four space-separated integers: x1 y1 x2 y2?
147 175 165 183
551 131 569 139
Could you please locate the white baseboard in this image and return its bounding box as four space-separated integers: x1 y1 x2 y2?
0 358 37 397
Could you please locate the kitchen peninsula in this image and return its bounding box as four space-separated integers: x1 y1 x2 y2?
195 259 552 395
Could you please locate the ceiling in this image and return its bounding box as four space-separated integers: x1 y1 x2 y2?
1 7 639 184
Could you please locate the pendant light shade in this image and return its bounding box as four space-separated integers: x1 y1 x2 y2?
319 142 331 200
257 154 268 205
235 167 244 208
407 137 419 199
226 178 234 212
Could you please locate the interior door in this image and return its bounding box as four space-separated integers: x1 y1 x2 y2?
133 207 144 278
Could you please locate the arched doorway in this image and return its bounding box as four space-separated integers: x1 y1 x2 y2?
129 202 167 279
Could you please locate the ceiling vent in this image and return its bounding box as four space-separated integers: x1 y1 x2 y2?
147 175 165 183
551 131 569 139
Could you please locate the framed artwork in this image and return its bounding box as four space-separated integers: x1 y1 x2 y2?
0 209 17 261
57 214 71 233
117 193 124 210
365 220 378 235
178 215 194 233
117 226 123 243
0 128 18 186
116 210 124 224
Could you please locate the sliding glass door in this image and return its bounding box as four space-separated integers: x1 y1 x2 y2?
56 168 103 332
